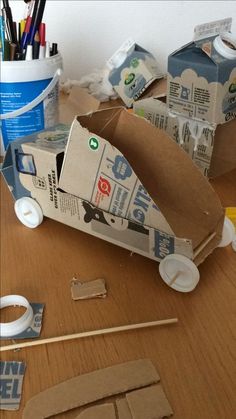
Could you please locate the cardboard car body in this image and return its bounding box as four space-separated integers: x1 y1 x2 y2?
1 108 225 291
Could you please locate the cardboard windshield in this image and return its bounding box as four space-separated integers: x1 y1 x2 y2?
59 107 224 264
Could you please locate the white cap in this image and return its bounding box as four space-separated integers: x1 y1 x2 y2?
14 197 43 228
232 234 236 252
0 295 33 337
159 254 200 292
218 216 236 247
213 32 236 59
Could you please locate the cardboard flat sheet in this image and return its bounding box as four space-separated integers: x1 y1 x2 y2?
22 359 160 419
126 384 173 419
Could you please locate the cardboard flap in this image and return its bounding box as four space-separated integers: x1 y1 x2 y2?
73 108 224 248
210 118 236 177
60 86 100 124
59 108 175 235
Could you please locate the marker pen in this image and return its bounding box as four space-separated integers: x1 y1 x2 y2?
25 43 32 60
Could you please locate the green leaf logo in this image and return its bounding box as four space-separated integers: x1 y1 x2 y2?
88 137 99 151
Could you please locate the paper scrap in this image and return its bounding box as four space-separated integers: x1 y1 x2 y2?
0 361 26 411
71 278 107 300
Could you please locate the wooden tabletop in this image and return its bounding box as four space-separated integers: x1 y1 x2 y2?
0 168 235 419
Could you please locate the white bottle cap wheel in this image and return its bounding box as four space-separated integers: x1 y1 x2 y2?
232 235 236 252
218 216 236 247
0 295 33 338
159 254 200 293
14 197 43 228
213 32 236 59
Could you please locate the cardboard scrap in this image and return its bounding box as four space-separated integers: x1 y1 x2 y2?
0 361 26 411
71 278 107 300
126 384 173 419
75 403 116 418
22 359 160 419
116 398 133 419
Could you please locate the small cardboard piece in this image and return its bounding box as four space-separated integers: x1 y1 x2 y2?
22 359 160 418
134 95 236 178
59 86 100 125
0 361 26 411
167 18 236 125
108 39 163 107
126 384 173 419
116 399 133 419
71 278 107 300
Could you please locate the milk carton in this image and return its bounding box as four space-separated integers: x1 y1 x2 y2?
167 18 236 125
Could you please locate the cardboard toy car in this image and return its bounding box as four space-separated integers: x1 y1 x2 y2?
2 108 233 293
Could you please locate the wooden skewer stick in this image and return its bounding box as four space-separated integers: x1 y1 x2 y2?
169 271 182 286
193 232 216 259
0 318 178 352
23 210 32 216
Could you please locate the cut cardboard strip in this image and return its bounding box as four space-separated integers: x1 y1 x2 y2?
22 359 160 419
116 398 133 418
75 403 116 419
71 278 107 300
126 384 173 419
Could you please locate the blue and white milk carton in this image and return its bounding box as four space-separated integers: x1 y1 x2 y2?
108 39 163 107
167 18 236 125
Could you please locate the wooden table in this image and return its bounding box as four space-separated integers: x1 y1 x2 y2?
1 167 235 419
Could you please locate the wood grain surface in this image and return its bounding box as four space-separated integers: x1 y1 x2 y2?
0 168 235 419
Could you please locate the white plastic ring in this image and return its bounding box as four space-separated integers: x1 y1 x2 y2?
14 197 43 228
218 216 236 247
213 32 236 60
0 295 33 337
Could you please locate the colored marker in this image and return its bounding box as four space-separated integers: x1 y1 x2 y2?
33 30 40 59
25 43 32 60
28 0 46 45
20 15 32 51
2 0 17 44
51 42 58 56
45 40 50 58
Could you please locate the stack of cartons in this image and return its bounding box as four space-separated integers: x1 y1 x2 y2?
134 18 236 178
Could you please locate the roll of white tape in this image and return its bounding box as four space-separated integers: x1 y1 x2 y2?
213 32 236 59
0 295 33 338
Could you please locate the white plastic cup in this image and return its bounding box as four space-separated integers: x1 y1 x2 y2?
0 53 63 152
